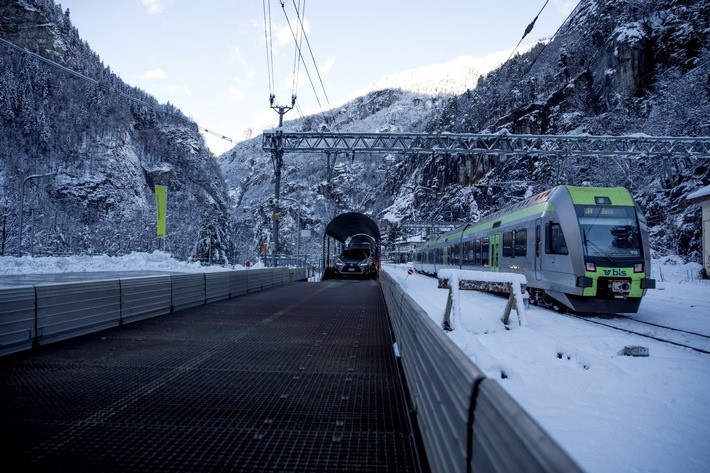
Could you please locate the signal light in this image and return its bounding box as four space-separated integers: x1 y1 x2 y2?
585 262 596 272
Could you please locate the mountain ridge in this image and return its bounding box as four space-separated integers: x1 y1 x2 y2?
1 0 708 266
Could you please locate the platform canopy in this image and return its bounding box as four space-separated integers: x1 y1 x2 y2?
325 212 381 246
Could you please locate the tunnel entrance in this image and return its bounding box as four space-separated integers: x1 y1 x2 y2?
322 212 381 280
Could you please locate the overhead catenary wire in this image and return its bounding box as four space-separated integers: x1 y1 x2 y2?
263 0 276 97
504 0 550 65
0 35 233 143
264 0 336 126
290 0 305 98
279 2 323 111
525 0 581 72
289 0 334 114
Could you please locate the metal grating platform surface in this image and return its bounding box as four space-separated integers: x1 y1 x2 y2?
0 279 422 472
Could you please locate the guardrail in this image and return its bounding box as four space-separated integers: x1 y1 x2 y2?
0 268 308 357
380 270 583 473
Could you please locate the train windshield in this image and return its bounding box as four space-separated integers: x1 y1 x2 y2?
575 205 642 259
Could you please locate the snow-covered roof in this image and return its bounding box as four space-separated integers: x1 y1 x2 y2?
325 212 381 245
687 184 710 202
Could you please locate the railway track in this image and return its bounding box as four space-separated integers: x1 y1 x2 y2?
566 313 710 355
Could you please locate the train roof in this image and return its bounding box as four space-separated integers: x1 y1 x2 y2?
419 186 634 248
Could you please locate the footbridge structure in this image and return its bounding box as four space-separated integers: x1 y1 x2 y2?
263 130 710 158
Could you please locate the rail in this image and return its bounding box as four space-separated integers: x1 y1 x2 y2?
0 268 308 356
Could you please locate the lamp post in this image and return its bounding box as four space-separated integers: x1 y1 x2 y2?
18 172 55 256
279 196 301 266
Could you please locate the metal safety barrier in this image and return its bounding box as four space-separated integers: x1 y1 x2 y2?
379 270 583 473
0 267 308 357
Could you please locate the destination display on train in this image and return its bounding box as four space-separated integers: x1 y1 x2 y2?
580 206 630 217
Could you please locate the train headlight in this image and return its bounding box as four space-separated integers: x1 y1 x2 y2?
634 263 644 273
585 262 596 272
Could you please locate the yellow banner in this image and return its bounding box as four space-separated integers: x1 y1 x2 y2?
154 185 167 239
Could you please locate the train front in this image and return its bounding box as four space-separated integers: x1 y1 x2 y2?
568 187 656 313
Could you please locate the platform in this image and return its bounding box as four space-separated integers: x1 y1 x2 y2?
0 279 422 472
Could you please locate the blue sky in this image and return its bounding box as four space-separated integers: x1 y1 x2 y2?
59 0 579 154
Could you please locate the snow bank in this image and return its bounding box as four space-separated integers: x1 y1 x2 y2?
0 251 260 275
384 262 710 473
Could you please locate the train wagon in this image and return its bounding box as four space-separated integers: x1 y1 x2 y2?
413 186 656 313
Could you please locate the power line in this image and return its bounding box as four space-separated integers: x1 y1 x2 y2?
504 0 550 65
263 0 276 96
0 35 233 144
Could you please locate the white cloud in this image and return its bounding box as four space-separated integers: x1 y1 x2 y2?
227 45 246 65
141 68 165 80
228 86 245 103
320 56 335 76
140 0 170 15
165 83 191 97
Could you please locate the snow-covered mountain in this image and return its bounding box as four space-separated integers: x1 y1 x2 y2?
219 0 710 264
0 0 232 263
1 0 709 267
364 45 537 96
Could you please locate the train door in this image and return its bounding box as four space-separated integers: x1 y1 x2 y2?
534 219 542 280
490 233 500 271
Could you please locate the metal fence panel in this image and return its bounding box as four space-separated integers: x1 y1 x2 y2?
380 270 583 473
170 273 205 311
36 280 121 346
472 379 584 473
0 286 36 356
205 271 231 303
230 271 249 297
380 271 484 473
120 276 171 324
247 269 270 293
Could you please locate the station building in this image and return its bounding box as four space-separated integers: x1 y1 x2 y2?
687 184 710 277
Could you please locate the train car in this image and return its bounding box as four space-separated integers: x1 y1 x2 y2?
413 186 656 313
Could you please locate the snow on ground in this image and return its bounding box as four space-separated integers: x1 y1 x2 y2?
1 252 708 472
383 259 710 473
0 251 261 275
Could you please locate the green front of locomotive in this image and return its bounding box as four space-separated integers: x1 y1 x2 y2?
566 186 655 312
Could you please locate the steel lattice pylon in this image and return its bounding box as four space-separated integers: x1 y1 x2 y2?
263 131 710 158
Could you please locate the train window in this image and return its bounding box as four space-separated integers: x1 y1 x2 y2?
502 232 514 257
546 223 568 255
453 243 462 266
481 237 490 266
463 241 473 266
474 239 482 265
515 229 527 257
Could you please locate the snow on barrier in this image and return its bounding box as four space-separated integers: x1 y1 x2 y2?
438 268 528 329
380 270 583 473
0 268 308 357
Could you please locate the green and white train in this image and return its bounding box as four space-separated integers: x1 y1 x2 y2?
413 186 656 313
